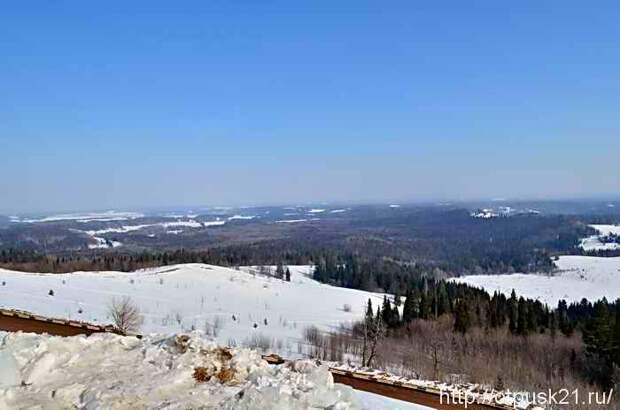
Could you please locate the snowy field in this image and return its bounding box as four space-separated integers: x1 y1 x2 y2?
0 265 427 409
580 224 620 251
0 264 386 356
452 255 620 306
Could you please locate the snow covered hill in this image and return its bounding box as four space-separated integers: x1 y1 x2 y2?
0 332 358 409
0 264 385 356
0 265 429 409
452 255 620 305
580 224 620 251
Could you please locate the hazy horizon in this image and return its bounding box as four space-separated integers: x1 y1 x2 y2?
2 195 619 216
2 1 619 213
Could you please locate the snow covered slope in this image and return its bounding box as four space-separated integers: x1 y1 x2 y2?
452 255 620 305
0 332 358 409
579 224 620 251
0 264 385 355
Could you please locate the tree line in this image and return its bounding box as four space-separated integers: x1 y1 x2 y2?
314 254 620 389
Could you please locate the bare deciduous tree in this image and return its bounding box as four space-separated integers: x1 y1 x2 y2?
362 312 386 367
108 296 143 334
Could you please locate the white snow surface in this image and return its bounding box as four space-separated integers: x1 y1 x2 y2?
580 224 620 251
452 255 620 305
161 220 205 228
0 332 358 409
0 265 386 355
227 215 256 220
13 211 144 223
84 224 153 236
87 237 122 249
355 390 430 409
276 219 308 223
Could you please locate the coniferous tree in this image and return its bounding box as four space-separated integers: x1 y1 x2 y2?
549 311 557 340
454 299 470 334
526 302 537 334
365 298 374 320
402 290 415 324
613 300 620 366
419 292 430 320
437 282 450 316
275 263 284 279
584 299 612 360
517 297 529 336
508 290 518 334
583 299 614 387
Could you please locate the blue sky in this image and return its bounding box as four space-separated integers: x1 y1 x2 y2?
1 1 619 213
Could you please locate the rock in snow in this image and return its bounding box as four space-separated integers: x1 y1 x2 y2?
0 332 358 409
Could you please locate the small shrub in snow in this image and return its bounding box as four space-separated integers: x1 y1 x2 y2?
214 316 223 332
205 317 223 337
107 296 143 334
48 289 54 296
216 367 236 383
192 366 236 384
244 333 272 352
303 326 321 346
193 367 210 382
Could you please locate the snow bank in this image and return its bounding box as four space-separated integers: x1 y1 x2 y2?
0 332 358 409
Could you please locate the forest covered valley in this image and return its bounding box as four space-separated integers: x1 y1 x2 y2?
2 202 620 408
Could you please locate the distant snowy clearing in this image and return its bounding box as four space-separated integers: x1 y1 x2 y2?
452 255 620 306
0 264 386 356
11 211 144 223
580 224 620 251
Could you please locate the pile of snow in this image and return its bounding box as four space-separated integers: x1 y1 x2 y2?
580 224 620 251
452 255 620 305
0 332 358 409
0 265 386 356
